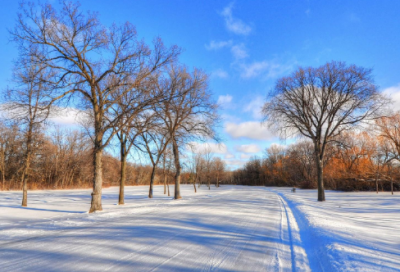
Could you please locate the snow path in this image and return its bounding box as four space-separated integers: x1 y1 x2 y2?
0 186 296 272
1 185 399 271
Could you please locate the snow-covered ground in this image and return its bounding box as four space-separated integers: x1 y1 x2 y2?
0 185 399 271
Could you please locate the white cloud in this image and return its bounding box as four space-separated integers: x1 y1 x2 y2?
0 104 86 127
243 96 264 119
225 121 276 140
218 94 233 106
236 144 261 153
383 84 400 112
224 159 246 168
187 142 228 154
205 40 232 50
240 60 293 79
224 153 235 159
269 143 288 150
49 107 87 127
212 69 229 79
231 44 248 60
221 3 252 35
240 153 252 159
240 61 269 78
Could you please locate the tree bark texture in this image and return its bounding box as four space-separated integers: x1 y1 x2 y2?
172 139 182 199
119 140 127 205
149 166 156 198
316 157 325 201
89 147 103 213
21 127 33 207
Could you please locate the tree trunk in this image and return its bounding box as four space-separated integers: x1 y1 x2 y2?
316 156 325 201
119 140 127 205
149 165 156 198
391 176 394 195
21 157 30 207
21 127 33 207
193 175 197 193
164 175 167 194
172 139 182 199
167 177 170 196
89 147 103 213
216 173 219 188
1 149 5 191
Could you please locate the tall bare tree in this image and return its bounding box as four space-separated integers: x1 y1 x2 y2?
155 66 219 199
263 61 385 201
113 82 159 205
11 1 179 212
5 58 54 206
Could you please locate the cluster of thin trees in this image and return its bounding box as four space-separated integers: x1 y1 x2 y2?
0 1 219 212
183 147 227 191
0 125 181 191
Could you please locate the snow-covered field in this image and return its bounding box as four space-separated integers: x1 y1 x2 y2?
0 185 399 271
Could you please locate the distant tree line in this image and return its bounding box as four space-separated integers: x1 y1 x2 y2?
232 119 400 194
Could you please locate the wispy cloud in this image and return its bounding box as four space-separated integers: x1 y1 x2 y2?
382 84 400 112
225 121 276 140
224 159 247 169
243 96 264 119
240 61 269 78
212 69 229 79
205 40 232 50
240 154 252 159
187 142 228 154
49 107 86 126
231 43 248 60
240 60 295 79
218 94 233 105
221 3 252 35
235 144 261 153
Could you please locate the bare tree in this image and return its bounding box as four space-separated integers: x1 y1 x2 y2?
212 157 226 188
203 146 213 190
0 121 10 190
5 58 54 206
154 66 219 199
114 88 156 205
263 61 385 201
136 120 170 198
375 113 400 194
11 1 179 212
161 148 173 196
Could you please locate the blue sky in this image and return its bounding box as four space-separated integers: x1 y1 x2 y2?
1 1 400 169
